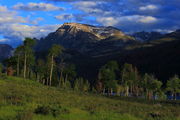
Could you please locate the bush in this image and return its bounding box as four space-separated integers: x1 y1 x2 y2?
34 105 51 115
34 105 70 117
50 105 70 117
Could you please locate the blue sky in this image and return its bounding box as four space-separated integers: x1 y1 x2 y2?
0 0 180 47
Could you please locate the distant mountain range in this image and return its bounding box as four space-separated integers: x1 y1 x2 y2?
132 31 163 42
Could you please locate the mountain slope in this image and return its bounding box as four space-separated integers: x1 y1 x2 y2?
132 31 163 42
71 30 180 83
0 44 13 61
35 23 135 53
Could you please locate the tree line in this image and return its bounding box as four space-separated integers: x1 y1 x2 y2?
1 38 180 100
97 61 180 100
2 38 89 92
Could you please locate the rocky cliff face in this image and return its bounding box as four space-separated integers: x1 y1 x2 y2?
35 23 135 53
0 44 13 61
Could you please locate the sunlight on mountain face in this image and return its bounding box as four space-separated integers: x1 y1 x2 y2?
0 1 180 120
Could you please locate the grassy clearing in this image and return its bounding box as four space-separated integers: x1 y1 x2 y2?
0 76 179 120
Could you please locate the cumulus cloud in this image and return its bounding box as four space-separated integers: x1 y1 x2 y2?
69 0 180 32
0 5 60 46
55 14 74 21
55 13 90 23
138 16 158 23
0 38 9 42
0 5 29 24
0 24 60 41
72 1 158 26
154 29 174 33
73 1 111 15
13 2 64 11
0 6 8 12
119 15 158 24
0 23 60 47
97 15 158 26
139 5 158 11
96 17 119 26
73 1 98 7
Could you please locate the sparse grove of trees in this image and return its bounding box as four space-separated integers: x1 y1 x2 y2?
1 38 180 100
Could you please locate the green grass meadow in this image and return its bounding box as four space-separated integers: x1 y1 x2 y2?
0 77 179 120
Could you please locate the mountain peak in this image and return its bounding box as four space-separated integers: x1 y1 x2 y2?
56 22 127 39
36 23 135 53
63 22 86 27
55 23 93 36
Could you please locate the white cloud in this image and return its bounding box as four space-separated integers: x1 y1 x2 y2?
138 16 158 23
73 1 108 15
0 5 60 45
97 17 119 26
0 24 60 41
119 15 158 24
97 15 158 26
0 38 9 42
0 6 8 12
13 2 64 11
55 14 74 21
73 1 98 7
139 4 158 11
154 29 174 33
0 5 29 24
0 15 27 24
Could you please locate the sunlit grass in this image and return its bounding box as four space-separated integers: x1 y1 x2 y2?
0 76 179 120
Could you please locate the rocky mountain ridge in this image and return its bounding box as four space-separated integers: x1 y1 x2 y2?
35 23 135 53
132 31 163 42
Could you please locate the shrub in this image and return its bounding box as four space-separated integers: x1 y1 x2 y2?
34 105 70 117
34 105 51 115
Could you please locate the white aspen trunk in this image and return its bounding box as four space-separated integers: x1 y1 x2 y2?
17 54 20 76
126 86 129 97
23 53 27 78
49 55 54 86
103 88 105 95
59 69 63 87
110 88 113 96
